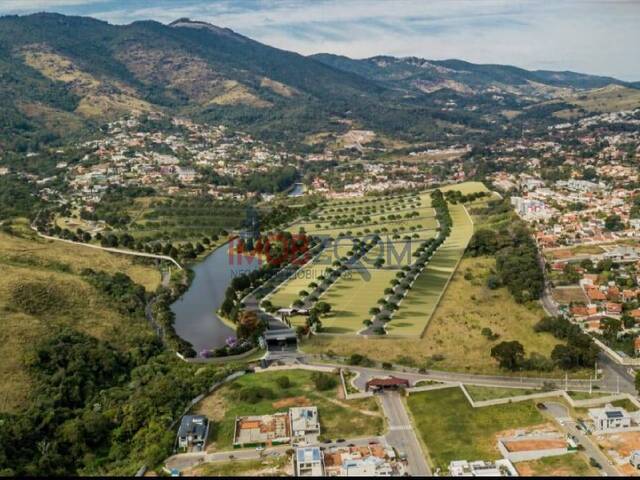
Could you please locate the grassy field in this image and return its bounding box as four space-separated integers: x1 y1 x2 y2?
0 229 159 413
464 385 540 402
301 256 565 375
555 85 640 118
406 387 547 470
552 287 588 305
187 455 291 476
515 454 598 476
310 268 400 333
268 243 353 308
193 370 383 450
385 203 474 336
0 225 161 291
279 182 486 339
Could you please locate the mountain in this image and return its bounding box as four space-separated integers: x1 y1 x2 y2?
0 13 391 151
0 13 637 153
310 54 634 96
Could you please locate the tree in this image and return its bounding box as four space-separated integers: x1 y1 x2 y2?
604 214 624 232
315 302 331 315
490 341 525 370
600 317 622 342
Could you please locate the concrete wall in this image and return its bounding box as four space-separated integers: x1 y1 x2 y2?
405 382 640 411
497 440 571 463
593 337 640 366
255 364 335 374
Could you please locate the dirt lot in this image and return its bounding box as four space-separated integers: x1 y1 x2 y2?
503 438 566 452
496 423 560 441
272 396 311 409
595 431 640 476
552 286 587 304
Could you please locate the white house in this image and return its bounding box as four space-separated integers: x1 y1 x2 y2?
588 404 633 431
295 447 324 476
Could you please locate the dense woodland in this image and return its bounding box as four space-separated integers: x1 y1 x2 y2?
0 267 240 476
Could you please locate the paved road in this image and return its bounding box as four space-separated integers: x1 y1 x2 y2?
31 221 183 269
318 360 605 393
379 391 432 476
165 445 290 471
543 402 620 477
166 436 385 472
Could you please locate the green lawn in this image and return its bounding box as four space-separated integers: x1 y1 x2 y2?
193 370 383 450
386 203 474 336
268 243 353 308
293 216 438 238
464 385 539 402
515 453 598 476
306 268 399 333
406 387 546 470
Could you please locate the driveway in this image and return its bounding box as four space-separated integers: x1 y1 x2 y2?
379 391 432 476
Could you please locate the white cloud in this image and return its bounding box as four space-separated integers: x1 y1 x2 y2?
0 0 106 10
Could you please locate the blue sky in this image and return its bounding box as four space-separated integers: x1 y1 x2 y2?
1 0 639 81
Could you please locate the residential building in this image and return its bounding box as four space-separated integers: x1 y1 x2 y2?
177 415 209 451
233 413 291 447
588 404 633 431
448 459 519 477
290 407 320 444
295 447 324 476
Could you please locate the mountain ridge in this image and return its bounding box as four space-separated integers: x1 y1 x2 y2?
0 12 638 153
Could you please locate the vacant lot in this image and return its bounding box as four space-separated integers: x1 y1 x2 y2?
406 387 547 470
386 203 474 336
552 286 588 305
464 385 540 402
303 256 563 375
595 431 640 476
268 243 353 308
312 268 400 334
515 454 598 477
193 370 383 450
187 455 292 477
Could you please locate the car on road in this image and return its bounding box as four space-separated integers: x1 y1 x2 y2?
255 446 264 451
323 439 332 444
536 403 547 410
336 439 346 443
